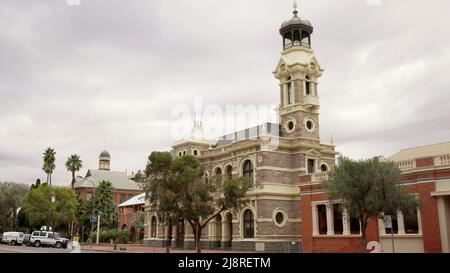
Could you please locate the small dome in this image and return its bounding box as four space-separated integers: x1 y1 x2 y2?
281 14 312 29
99 150 110 158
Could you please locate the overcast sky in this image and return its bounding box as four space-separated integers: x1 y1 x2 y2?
1 0 450 186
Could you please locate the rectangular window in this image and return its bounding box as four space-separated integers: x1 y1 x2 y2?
287 83 293 105
305 81 311 95
40 232 47 237
404 210 419 234
350 217 361 234
307 159 315 174
385 215 399 234
317 204 328 235
333 204 344 235
120 194 126 204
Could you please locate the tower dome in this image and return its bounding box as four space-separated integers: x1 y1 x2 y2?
99 150 110 158
280 1 313 50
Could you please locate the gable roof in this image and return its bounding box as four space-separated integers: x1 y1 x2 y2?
389 141 450 162
74 169 141 191
118 193 146 207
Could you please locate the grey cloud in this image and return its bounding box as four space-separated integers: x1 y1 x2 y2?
1 0 450 185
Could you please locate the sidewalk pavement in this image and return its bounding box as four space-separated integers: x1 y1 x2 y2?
80 243 254 253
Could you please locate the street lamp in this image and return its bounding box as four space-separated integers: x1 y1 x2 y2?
79 176 100 245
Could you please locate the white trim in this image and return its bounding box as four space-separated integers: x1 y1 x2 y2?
272 208 289 227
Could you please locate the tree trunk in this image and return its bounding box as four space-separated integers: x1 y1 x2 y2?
71 172 76 189
361 218 367 253
196 222 202 254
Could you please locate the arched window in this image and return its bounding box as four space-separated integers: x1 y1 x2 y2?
287 77 293 105
151 216 157 238
243 210 255 238
225 165 232 180
305 76 311 95
214 168 223 187
204 172 209 184
193 150 198 156
321 164 328 172
243 160 254 184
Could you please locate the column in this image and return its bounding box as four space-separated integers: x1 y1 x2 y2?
417 209 423 235
342 209 351 235
221 220 227 244
397 211 406 235
326 203 334 236
312 205 319 236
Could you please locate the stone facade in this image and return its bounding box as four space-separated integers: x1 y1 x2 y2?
143 8 336 252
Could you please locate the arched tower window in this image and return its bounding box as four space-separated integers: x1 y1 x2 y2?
287 77 294 105
243 210 255 238
242 160 254 185
305 76 311 95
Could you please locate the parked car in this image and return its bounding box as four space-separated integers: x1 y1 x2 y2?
2 232 25 245
29 231 69 249
22 234 31 246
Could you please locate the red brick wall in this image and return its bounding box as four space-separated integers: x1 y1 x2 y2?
403 182 442 252
300 188 380 253
416 157 434 168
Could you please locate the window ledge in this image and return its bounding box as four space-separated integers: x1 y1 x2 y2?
313 235 362 238
379 234 423 238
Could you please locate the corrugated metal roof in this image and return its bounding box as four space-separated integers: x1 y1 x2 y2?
74 169 140 191
118 193 146 207
389 141 450 162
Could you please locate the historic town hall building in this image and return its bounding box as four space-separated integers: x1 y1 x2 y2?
143 4 337 252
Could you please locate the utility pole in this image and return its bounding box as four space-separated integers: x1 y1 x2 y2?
96 214 101 244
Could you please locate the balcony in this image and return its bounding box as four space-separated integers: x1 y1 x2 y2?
434 154 450 167
396 160 416 171
312 172 329 182
304 95 319 108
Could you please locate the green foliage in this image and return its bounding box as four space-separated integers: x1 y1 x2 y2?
0 182 29 231
94 180 117 228
95 229 129 243
145 152 250 252
21 184 79 231
325 156 421 252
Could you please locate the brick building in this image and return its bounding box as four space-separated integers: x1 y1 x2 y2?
118 193 145 242
300 141 450 253
144 5 336 252
74 151 143 206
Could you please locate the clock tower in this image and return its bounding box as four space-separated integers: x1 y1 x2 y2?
273 1 324 140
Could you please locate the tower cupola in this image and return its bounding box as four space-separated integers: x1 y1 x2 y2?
280 1 313 50
99 150 111 171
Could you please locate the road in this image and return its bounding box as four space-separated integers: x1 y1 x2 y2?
0 244 105 253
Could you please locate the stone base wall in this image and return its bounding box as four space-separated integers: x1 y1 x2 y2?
144 239 302 253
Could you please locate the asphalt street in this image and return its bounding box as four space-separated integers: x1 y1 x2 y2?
0 244 105 253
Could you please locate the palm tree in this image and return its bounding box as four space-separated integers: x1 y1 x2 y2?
93 180 116 229
65 154 83 189
42 147 56 185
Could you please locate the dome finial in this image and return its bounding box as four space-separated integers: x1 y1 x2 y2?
293 0 299 16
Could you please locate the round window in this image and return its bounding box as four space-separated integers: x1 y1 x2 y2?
288 121 295 131
306 121 313 130
275 212 284 225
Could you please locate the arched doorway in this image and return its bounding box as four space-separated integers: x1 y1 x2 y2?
215 215 222 248
224 213 233 248
130 226 136 242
